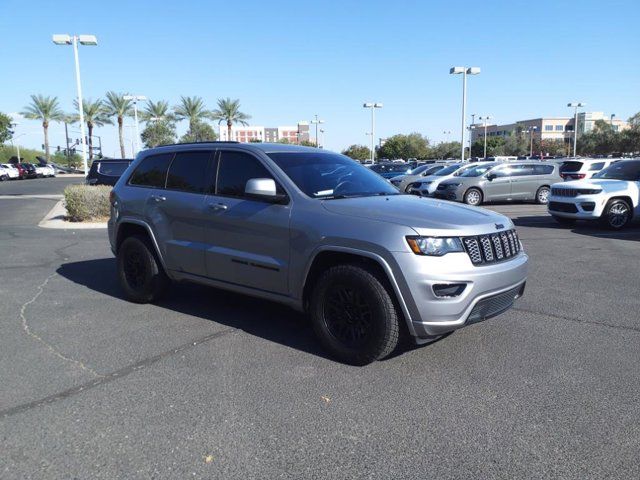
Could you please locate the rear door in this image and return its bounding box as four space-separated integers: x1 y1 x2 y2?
152 150 215 277
509 164 537 199
203 149 291 295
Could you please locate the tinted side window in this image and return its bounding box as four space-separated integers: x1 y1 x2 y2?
533 164 555 175
166 151 212 194
129 153 173 188
216 151 275 198
588 162 605 171
509 165 535 177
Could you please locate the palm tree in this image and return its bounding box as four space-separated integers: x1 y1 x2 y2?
73 98 112 159
140 100 173 123
20 95 65 160
173 96 210 136
104 92 133 159
210 98 251 141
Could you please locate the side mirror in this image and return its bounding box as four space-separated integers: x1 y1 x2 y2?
486 173 496 181
245 178 287 203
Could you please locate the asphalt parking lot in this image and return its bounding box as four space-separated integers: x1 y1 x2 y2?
1 177 639 479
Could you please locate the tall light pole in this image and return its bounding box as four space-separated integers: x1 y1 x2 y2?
529 126 537 157
52 34 97 176
479 115 491 159
567 102 586 158
363 102 383 163
310 115 324 149
124 95 147 155
610 113 616 129
319 128 325 149
450 67 480 161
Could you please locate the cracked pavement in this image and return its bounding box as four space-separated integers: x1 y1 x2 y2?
1 177 639 479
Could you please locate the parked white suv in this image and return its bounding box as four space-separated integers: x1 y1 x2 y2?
0 164 19 180
559 158 621 181
548 159 640 229
35 164 56 177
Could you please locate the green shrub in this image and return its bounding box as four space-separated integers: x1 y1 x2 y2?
0 144 45 163
64 185 111 222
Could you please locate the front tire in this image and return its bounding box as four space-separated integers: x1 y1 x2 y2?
535 186 550 205
600 199 632 230
309 265 400 365
464 188 483 206
117 235 169 303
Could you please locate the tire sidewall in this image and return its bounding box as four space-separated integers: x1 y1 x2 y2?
603 199 631 230
310 266 397 365
117 236 163 303
536 186 550 204
464 188 482 206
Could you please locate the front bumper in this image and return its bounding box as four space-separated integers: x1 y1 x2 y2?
433 186 463 201
392 249 528 337
547 194 606 219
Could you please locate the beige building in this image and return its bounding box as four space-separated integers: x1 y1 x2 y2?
218 122 310 143
471 113 629 145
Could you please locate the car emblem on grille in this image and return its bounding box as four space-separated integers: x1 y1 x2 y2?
495 223 504 230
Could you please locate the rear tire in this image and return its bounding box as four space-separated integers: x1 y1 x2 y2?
552 215 576 226
117 234 169 303
600 199 632 230
535 186 550 205
309 264 400 365
464 188 483 206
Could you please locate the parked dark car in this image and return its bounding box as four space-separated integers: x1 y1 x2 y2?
87 158 134 186
369 162 413 179
20 163 37 179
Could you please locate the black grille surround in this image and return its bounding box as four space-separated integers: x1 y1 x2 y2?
462 229 521 266
551 187 578 197
548 201 578 213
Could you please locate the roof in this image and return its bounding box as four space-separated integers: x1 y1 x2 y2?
145 142 326 155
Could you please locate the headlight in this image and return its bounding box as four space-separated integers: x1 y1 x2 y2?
577 188 602 195
406 236 464 256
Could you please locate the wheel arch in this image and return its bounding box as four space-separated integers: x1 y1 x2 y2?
607 196 635 217
115 219 168 271
464 186 484 203
301 247 417 336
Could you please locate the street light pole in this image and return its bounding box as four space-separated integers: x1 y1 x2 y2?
310 114 324 149
124 95 146 155
610 113 616 129
529 126 537 157
567 102 585 158
363 103 383 163
450 67 481 161
319 128 325 149
479 116 491 159
53 34 97 176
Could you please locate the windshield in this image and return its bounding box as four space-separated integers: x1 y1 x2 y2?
408 164 430 175
434 164 461 176
459 163 497 177
268 152 399 199
592 161 640 181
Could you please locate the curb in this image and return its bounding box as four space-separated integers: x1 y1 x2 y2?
38 199 107 230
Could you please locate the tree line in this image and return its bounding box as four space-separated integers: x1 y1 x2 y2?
12 94 251 161
342 133 461 161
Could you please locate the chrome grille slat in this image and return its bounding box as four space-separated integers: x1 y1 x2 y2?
462 229 521 266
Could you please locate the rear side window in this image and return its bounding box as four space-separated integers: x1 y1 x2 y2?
128 153 173 188
588 162 605 171
216 151 275 198
97 162 130 176
533 164 555 175
560 161 583 173
166 151 212 194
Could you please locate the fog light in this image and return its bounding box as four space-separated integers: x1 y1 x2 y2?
581 202 595 212
433 283 466 298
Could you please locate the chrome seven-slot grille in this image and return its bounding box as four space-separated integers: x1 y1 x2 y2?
462 229 521 265
551 187 578 197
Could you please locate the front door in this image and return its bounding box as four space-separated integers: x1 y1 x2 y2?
483 166 512 200
203 150 291 295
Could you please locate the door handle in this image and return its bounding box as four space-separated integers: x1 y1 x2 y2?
151 195 166 202
208 203 228 211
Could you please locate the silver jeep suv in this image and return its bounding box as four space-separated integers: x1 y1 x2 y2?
108 142 528 365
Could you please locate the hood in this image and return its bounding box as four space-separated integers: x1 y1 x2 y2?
321 195 513 236
555 179 629 191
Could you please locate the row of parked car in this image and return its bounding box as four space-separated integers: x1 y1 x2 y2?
0 163 56 181
381 156 639 229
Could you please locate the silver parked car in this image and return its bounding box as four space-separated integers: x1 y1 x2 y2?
434 162 560 206
389 164 447 192
109 143 528 365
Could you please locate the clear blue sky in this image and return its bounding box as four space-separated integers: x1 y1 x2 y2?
1 0 638 156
